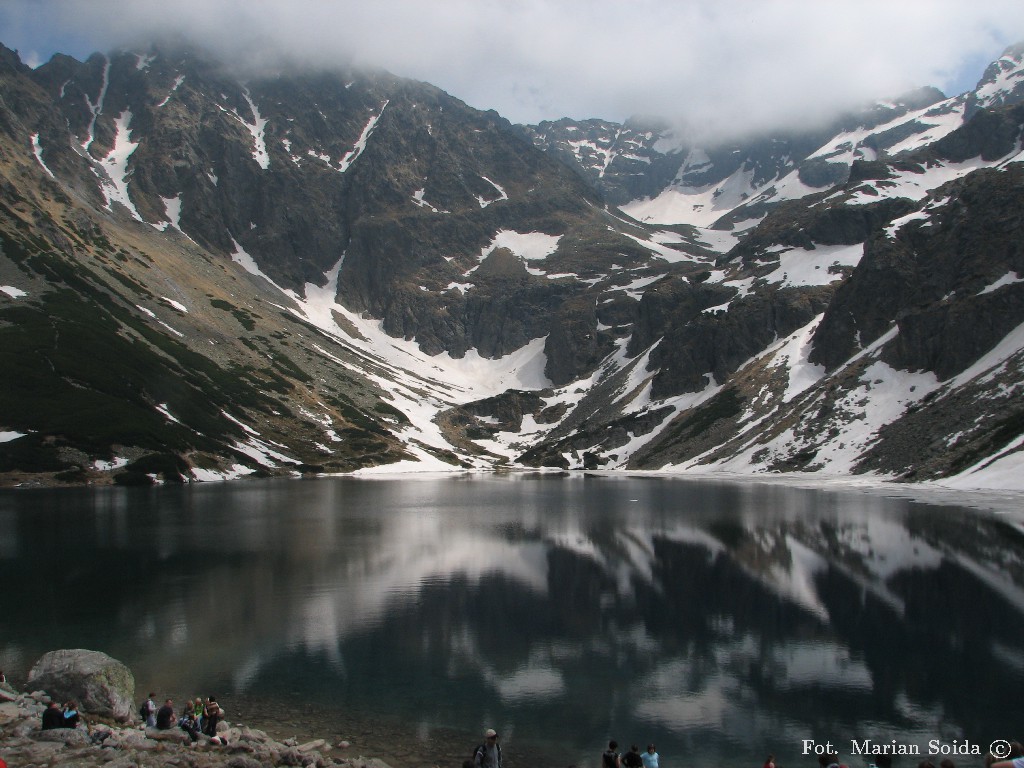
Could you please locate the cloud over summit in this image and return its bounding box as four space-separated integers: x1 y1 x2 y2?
4 0 1024 140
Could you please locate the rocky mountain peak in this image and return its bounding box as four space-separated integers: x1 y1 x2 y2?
967 41 1024 117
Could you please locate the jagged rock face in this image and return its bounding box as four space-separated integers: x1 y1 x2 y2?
811 164 1024 377
725 197 917 266
926 102 1024 162
644 285 833 397
25 44 595 298
17 41 623 368
517 117 685 205
35 50 412 287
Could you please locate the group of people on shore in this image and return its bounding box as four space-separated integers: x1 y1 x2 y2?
468 732 659 768
604 740 660 768
37 691 225 746
138 692 226 744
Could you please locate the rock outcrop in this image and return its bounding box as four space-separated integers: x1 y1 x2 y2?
27 649 135 723
810 164 1024 376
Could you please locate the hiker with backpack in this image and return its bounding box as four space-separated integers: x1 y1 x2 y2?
473 728 502 768
139 693 157 728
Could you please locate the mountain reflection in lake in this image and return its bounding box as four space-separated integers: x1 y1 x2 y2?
2 475 1023 768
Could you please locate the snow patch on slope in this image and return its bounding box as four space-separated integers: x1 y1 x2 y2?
843 156 991 205
761 243 864 288
412 188 448 213
621 164 760 228
98 111 143 221
154 195 183 232
474 230 562 268
979 272 1024 296
31 134 55 178
477 175 509 208
771 316 827 403
81 55 110 154
338 101 388 173
156 75 185 107
241 91 270 170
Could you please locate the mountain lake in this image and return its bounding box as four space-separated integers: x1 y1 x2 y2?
1 473 1023 768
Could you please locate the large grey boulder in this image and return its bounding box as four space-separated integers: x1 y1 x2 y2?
27 649 135 722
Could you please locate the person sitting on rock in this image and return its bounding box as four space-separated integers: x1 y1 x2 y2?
178 709 200 743
190 697 205 731
155 699 175 730
62 700 81 729
41 700 63 730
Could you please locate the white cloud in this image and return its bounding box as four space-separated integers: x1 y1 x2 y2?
3 0 1024 139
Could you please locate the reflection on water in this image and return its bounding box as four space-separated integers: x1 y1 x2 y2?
2 475 1024 767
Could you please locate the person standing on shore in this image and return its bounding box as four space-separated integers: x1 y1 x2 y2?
642 744 659 768
473 728 502 768
202 696 222 736
141 693 157 728
603 740 622 768
624 745 644 768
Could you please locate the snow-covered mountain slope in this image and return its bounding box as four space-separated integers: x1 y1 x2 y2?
2 39 1024 490
527 47 1024 233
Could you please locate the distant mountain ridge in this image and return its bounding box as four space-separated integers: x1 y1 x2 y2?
519 61 1021 232
1 38 1024 488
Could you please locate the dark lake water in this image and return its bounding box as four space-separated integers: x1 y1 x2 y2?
2 474 1023 768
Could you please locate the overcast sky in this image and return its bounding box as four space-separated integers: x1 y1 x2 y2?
3 0 1024 140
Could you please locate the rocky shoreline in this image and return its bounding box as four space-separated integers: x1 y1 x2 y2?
0 649 396 768
0 685 393 768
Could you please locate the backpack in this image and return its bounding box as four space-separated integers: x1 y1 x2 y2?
139 702 147 720
473 743 501 768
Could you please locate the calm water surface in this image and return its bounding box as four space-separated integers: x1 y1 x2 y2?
1 474 1023 768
